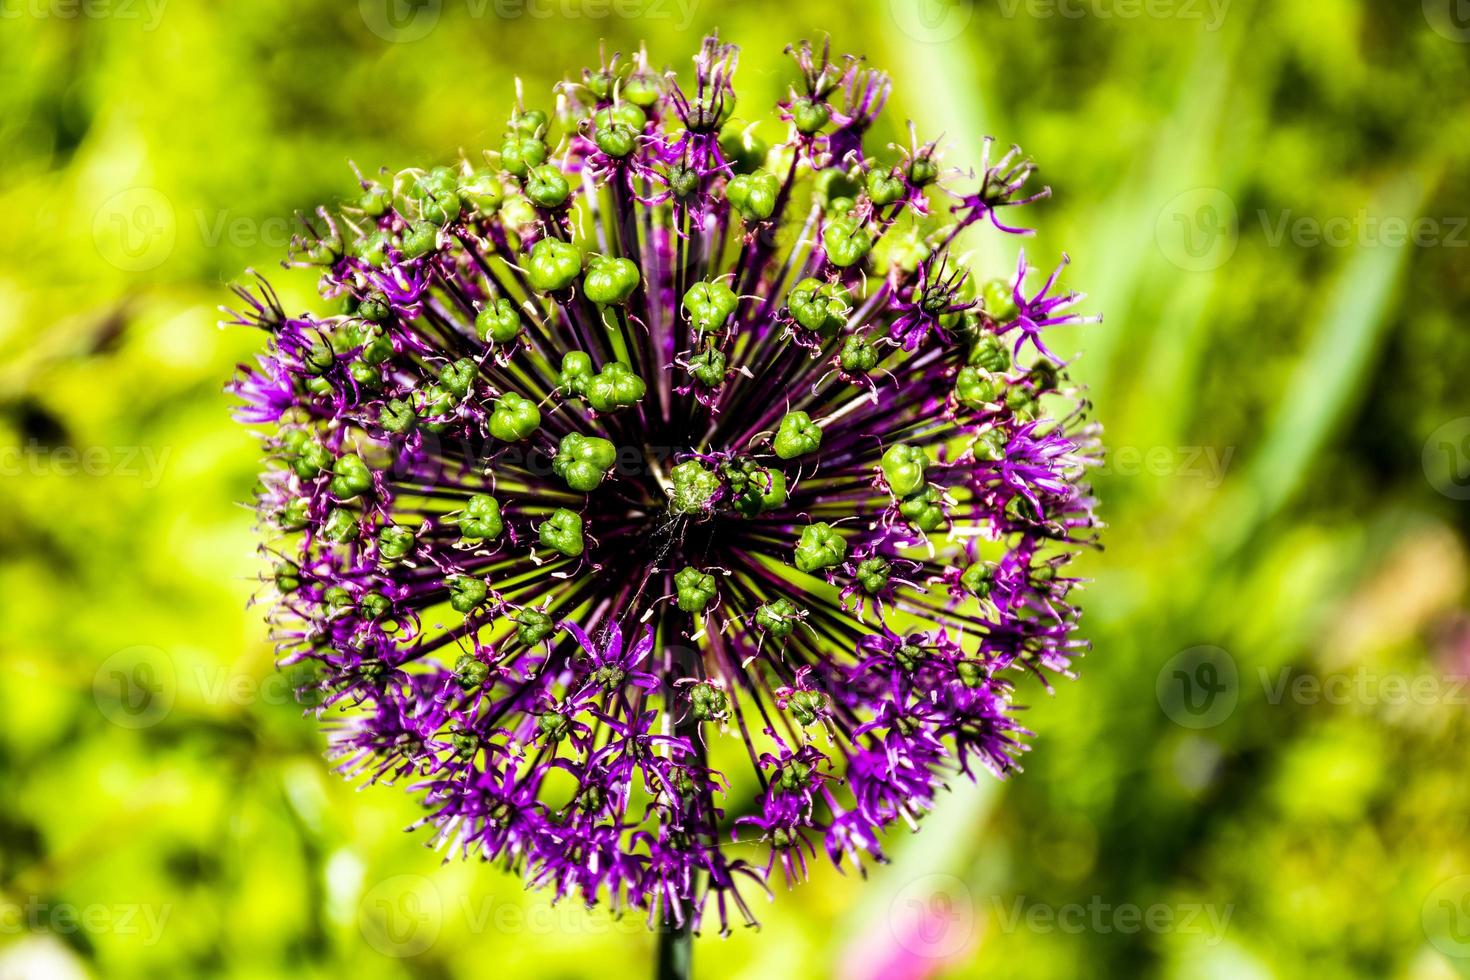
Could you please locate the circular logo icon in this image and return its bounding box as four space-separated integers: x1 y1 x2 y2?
1423 417 1470 500
888 0 974 45
1424 0 1470 42
93 645 176 729
1423 875 1470 957
359 873 442 957
1155 188 1238 272
360 0 442 43
92 188 176 272
1156 645 1238 729
889 873 975 960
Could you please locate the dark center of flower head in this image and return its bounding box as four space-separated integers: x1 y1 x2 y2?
229 32 1100 935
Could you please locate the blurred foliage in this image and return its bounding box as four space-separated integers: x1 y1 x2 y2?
1 0 1468 978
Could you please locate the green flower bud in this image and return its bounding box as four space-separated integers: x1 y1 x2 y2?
457 494 503 541
586 362 646 412
454 652 489 690
855 556 891 594
352 229 390 268
359 327 394 366
665 164 699 200
558 351 594 396
791 97 831 135
413 383 456 432
510 108 548 136
725 171 779 222
971 428 1008 463
329 453 373 500
583 255 640 306
292 439 333 479
787 277 851 337
500 135 547 177
458 169 504 213
377 524 416 563
754 597 801 638
279 496 311 531
525 165 571 209
689 680 728 722
839 334 879 375
552 433 618 492
669 460 720 515
439 358 477 399
515 608 555 645
960 561 996 599
957 660 986 688
594 122 638 158
816 168 860 211
540 711 575 743
623 71 662 107
686 348 727 388
968 332 1011 372
302 341 335 376
358 292 392 323
359 590 391 619
380 398 416 433
399 220 439 259
773 410 821 459
955 366 1003 408
476 299 523 344
526 238 583 293
881 444 928 497
349 361 381 391
717 123 767 175
730 463 786 517
322 585 353 615
787 690 827 727
358 183 391 217
866 168 906 206
682 280 739 334
538 508 584 557
674 566 717 614
906 153 940 187
898 486 948 533
489 392 541 442
274 561 301 593
322 507 360 542
982 279 1017 322
822 216 873 268
794 522 848 574
447 574 489 613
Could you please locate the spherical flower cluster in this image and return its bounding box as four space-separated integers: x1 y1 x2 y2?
229 34 1100 933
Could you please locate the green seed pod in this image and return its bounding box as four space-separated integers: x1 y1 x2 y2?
538 508 584 557
794 522 848 573
476 298 524 344
552 433 618 492
881 444 928 497
456 494 503 541
773 410 821 459
674 566 717 613
489 392 541 442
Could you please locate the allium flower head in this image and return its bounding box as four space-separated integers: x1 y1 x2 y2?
229 34 1101 934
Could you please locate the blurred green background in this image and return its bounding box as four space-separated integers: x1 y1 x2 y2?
2 0 1469 977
